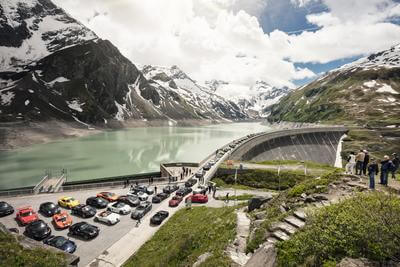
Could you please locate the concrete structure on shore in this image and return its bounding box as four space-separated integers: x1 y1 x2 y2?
229 127 348 165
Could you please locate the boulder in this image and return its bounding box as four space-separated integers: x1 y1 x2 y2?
245 243 277 267
193 252 212 267
305 196 316 203
248 197 271 212
253 219 265 227
337 257 376 267
313 194 329 201
254 212 266 220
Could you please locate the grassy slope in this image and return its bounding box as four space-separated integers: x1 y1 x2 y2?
124 206 236 267
0 231 66 267
268 67 400 127
277 192 400 266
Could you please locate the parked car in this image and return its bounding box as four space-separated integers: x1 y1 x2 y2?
202 163 211 171
185 194 208 203
131 201 152 220
130 185 153 195
208 160 216 166
97 192 119 202
53 211 73 229
25 220 51 241
150 211 169 225
94 210 120 225
136 191 149 201
58 197 80 209
163 184 179 194
44 235 77 254
229 144 236 148
195 170 204 178
0 201 14 217
169 195 183 207
71 204 96 218
193 185 207 195
185 178 197 187
107 202 131 215
16 206 39 225
176 186 192 197
86 197 109 209
69 222 99 240
223 147 230 152
151 193 169 203
118 195 140 207
39 202 60 217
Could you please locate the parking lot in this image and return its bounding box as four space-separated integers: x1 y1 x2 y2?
0 183 187 266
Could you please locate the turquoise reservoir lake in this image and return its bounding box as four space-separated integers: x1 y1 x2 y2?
0 122 271 190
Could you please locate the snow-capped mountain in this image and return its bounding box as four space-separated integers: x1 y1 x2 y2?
0 0 97 72
141 65 247 120
205 80 290 118
0 0 249 126
269 44 400 127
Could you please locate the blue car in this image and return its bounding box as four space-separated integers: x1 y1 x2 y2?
44 235 77 254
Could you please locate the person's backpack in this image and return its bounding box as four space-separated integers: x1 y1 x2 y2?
389 161 396 172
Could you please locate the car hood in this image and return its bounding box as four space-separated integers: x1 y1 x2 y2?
21 215 37 223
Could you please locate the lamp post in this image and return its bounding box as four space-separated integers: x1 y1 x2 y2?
300 161 307 175
234 167 237 206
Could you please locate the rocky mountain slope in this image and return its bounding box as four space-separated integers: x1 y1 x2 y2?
268 44 400 127
0 0 249 127
206 80 290 118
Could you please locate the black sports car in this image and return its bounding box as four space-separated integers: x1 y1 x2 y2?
71 204 96 218
25 220 52 241
151 193 169 203
69 222 99 240
86 197 109 209
150 210 169 225
162 185 179 194
131 201 152 219
176 187 192 197
118 195 140 207
39 202 61 217
185 178 197 187
202 163 212 171
130 185 154 195
44 235 77 254
0 201 14 217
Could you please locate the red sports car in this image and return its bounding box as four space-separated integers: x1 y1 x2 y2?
97 192 119 202
16 206 39 225
185 194 208 204
169 196 183 207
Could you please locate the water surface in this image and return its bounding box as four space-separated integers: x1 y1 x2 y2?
0 122 271 190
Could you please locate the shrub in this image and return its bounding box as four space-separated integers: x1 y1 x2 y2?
277 192 400 266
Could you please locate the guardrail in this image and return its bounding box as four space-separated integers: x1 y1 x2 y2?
0 188 34 198
61 177 169 192
52 174 66 193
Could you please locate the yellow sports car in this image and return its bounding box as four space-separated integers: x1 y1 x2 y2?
58 197 80 209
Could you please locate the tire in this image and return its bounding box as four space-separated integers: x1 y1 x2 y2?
94 217 98 222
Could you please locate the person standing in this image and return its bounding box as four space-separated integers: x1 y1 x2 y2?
225 193 230 203
355 150 365 175
367 158 379 190
154 186 157 194
362 150 369 176
380 155 394 186
345 152 356 174
212 186 217 198
391 153 399 179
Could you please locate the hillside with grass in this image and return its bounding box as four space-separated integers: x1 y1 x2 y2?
268 45 400 127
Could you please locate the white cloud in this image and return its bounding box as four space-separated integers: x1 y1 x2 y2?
53 0 400 91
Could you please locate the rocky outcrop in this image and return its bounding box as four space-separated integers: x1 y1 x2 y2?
244 243 277 267
248 196 273 212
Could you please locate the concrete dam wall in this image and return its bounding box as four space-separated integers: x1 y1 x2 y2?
230 127 348 165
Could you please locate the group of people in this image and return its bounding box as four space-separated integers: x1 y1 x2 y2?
345 150 399 189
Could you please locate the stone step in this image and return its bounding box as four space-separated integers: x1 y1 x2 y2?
266 236 279 244
271 230 290 241
293 210 306 221
271 222 297 235
321 201 331 207
284 216 306 229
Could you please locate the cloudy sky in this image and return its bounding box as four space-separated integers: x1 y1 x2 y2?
54 0 400 89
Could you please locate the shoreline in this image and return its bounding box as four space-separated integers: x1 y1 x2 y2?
0 119 264 151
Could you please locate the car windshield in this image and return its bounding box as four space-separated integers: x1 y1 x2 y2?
21 211 32 217
0 202 8 208
80 224 90 230
46 203 56 208
82 206 91 212
59 216 67 222
54 237 67 247
66 198 75 202
114 202 124 207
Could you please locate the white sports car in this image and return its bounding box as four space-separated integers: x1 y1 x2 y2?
136 191 149 201
107 202 131 215
94 210 120 225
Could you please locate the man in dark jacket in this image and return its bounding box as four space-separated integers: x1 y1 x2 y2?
362 150 369 176
368 158 379 189
391 153 399 179
380 155 395 186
